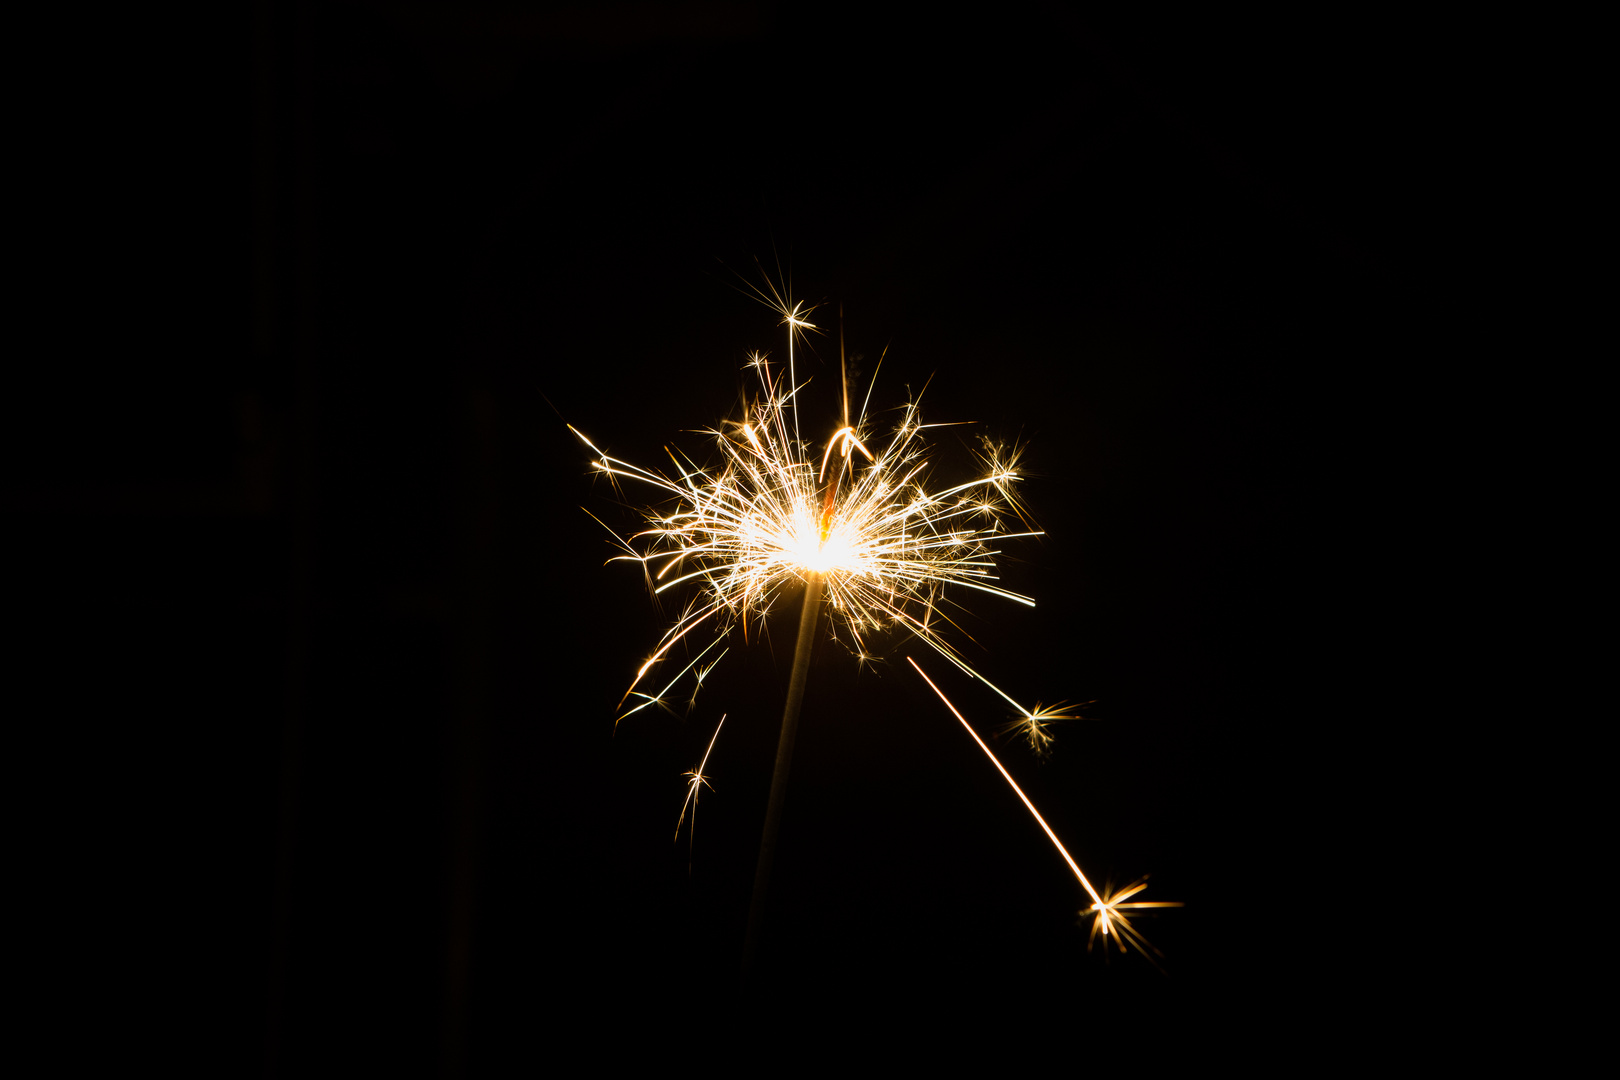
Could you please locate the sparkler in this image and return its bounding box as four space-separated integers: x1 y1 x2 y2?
571 281 1177 971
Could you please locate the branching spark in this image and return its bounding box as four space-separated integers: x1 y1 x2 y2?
1085 878 1185 970
1000 699 1096 758
674 713 727 856
908 657 1180 964
617 636 728 725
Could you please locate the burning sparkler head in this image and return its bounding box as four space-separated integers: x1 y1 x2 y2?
578 346 1045 716
1083 878 1184 966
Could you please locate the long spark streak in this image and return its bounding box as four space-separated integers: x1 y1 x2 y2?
674 713 727 845
907 657 1104 909
908 657 1181 961
617 637 728 724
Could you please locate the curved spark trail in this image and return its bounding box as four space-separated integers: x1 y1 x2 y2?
909 657 1181 964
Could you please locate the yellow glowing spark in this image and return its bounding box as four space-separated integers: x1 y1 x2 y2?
1084 877 1184 968
908 657 1180 963
674 713 727 846
617 636 728 724
817 425 874 482
908 658 1104 907
780 301 817 334
1000 699 1096 758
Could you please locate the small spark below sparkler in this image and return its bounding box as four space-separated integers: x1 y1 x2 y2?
908 657 1180 965
674 713 727 870
999 699 1097 758
1086 877 1185 970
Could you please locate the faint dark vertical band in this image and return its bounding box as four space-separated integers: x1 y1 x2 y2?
441 387 497 1079
262 0 316 1074
741 572 823 983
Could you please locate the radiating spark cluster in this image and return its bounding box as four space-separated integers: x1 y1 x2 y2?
1085 878 1185 967
571 306 1050 725
1000 699 1096 758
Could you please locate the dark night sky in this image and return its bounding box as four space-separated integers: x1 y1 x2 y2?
10 2 1456 1071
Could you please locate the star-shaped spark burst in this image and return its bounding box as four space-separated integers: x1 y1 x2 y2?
999 699 1097 758
1085 877 1185 970
673 713 727 868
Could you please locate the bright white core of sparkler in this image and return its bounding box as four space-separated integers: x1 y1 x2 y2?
572 343 1046 715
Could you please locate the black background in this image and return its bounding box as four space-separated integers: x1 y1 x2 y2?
11 1 1453 1071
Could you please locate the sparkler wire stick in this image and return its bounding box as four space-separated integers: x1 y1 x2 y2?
740 571 824 982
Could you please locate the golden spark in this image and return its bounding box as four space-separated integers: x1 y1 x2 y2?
674 713 727 852
1085 878 1185 969
909 657 1180 965
1000 699 1096 758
